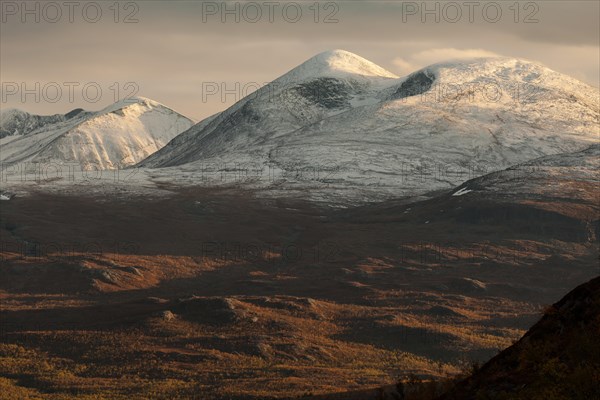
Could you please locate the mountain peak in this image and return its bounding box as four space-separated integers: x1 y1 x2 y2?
97 96 166 115
304 49 398 78
275 49 398 84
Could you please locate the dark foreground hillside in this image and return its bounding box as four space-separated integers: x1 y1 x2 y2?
439 276 600 400
305 277 600 400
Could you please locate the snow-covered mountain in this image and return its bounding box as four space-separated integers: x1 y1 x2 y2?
140 50 599 204
0 108 92 139
141 50 398 168
450 144 600 205
0 98 194 170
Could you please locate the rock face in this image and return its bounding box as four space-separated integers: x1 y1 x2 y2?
439 276 600 400
391 70 435 99
139 50 598 205
0 97 194 169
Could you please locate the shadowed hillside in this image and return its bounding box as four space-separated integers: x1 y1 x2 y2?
438 276 600 400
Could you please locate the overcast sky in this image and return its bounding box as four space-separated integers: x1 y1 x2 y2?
1 0 598 121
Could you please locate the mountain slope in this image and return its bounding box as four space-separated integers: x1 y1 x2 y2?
139 49 399 168
139 51 599 205
347 144 600 241
439 276 600 400
0 98 194 170
306 276 600 400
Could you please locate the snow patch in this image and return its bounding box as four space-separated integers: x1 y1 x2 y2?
452 187 473 197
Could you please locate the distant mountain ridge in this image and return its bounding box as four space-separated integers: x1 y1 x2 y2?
0 108 92 139
0 97 194 170
139 50 599 205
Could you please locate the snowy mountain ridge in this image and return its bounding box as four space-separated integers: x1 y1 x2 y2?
273 49 399 84
2 50 598 206
0 108 89 139
139 50 599 205
0 97 194 170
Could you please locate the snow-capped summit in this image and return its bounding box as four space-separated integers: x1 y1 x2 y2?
401 57 598 107
140 50 599 205
274 49 398 84
0 98 194 170
140 50 399 168
96 96 171 115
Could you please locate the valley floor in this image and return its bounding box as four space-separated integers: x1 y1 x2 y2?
0 188 598 399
